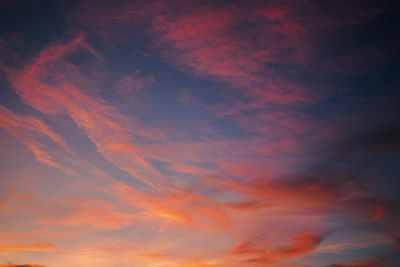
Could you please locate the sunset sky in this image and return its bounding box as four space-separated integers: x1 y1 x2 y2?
0 0 399 266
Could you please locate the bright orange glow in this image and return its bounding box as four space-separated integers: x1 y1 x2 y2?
0 243 56 252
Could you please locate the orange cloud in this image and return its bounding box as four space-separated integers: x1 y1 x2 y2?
32 196 137 230
0 242 56 252
39 208 135 229
168 164 210 175
108 180 232 229
0 182 136 232
0 105 71 170
130 252 217 267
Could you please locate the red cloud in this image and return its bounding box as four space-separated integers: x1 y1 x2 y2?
205 176 342 210
368 204 388 221
231 233 324 263
326 257 384 267
148 3 322 108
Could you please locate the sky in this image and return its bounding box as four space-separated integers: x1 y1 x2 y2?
0 0 399 266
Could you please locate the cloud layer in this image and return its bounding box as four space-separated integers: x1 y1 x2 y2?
0 0 399 266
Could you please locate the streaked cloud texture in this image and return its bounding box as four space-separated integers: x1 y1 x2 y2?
0 0 399 266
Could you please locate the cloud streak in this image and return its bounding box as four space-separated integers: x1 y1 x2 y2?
0 1 398 266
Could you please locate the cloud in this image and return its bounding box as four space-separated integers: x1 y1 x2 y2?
0 105 72 171
130 252 216 267
114 70 155 98
205 174 342 210
37 197 136 229
108 180 232 229
0 34 23 67
324 256 400 267
316 233 391 254
206 118 400 216
1 1 398 266
4 27 311 233
0 180 136 232
151 4 316 106
231 233 325 264
5 33 169 190
0 242 56 252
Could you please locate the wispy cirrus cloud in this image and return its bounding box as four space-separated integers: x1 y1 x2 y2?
5 33 169 190
114 70 155 99
150 4 316 106
0 1 399 266
0 105 71 170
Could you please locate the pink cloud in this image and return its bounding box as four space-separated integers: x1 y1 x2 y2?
150 4 319 107
114 71 155 98
0 2 396 266
5 34 170 190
